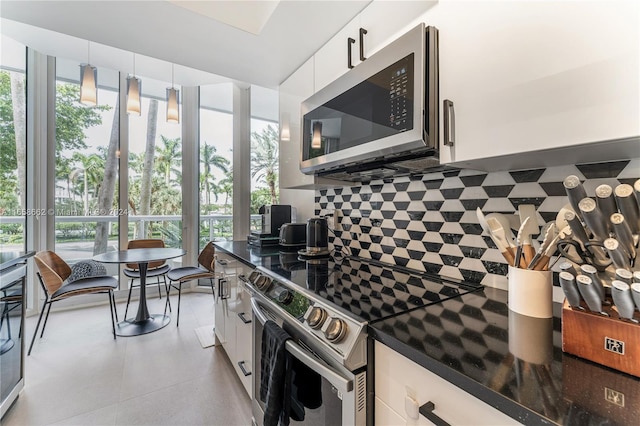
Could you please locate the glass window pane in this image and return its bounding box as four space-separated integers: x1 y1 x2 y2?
0 36 27 253
54 58 120 266
250 85 279 228
127 74 182 257
199 83 233 248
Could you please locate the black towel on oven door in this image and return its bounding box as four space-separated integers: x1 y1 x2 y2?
260 320 292 426
291 356 323 409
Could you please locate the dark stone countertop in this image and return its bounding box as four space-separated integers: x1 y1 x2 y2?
369 286 640 425
214 241 640 425
213 241 282 269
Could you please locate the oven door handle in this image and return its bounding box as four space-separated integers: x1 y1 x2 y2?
250 297 354 394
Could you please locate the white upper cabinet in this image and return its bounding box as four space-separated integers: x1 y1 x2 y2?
314 1 438 93
425 0 640 167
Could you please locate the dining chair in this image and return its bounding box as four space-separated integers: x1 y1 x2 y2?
123 239 172 318
163 242 217 326
29 251 118 355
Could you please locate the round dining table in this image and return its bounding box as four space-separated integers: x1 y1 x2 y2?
93 247 186 336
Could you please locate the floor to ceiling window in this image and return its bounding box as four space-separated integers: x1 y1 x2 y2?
199 83 233 248
250 86 279 226
54 58 120 264
127 75 182 255
0 36 27 253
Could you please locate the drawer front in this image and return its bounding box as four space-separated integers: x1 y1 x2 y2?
375 342 519 425
375 397 405 426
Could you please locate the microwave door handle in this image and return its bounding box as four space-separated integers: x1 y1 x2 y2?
444 99 455 147
285 340 354 394
347 37 355 69
359 28 367 61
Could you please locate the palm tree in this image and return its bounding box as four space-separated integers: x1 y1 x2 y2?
70 152 104 213
138 99 158 238
156 135 182 187
200 142 230 209
250 124 279 204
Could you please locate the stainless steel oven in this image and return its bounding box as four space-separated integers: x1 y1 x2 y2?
242 268 367 426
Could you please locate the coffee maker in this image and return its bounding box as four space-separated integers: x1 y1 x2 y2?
248 205 292 247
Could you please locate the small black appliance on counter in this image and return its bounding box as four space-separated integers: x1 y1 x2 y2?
248 204 293 247
279 223 306 250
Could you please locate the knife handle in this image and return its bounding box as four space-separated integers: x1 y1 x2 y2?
595 184 617 222
611 281 637 321
576 275 607 315
564 175 588 221
610 213 637 259
631 283 640 311
579 198 609 242
614 184 640 235
580 264 606 302
558 261 577 276
559 271 582 309
604 238 631 270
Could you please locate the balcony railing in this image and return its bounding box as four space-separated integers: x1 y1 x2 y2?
0 214 262 262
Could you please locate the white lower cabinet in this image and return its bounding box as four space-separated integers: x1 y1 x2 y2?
234 281 254 395
214 252 254 397
374 341 519 426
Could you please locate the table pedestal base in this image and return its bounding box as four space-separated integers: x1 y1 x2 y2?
116 314 170 337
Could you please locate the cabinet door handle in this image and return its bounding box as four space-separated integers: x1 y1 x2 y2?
238 360 252 376
217 259 229 266
444 99 455 147
347 37 356 69
419 401 450 426
238 274 248 283
219 279 230 299
237 312 252 324
359 28 367 61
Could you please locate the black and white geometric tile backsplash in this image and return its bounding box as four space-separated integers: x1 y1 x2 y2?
315 159 640 288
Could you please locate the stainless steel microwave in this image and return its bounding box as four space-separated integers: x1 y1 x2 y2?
300 23 439 180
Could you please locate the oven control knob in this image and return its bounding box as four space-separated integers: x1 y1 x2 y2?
324 318 348 343
307 307 328 329
248 270 261 284
276 289 293 305
255 275 272 291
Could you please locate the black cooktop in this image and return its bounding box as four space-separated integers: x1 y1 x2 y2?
265 252 482 324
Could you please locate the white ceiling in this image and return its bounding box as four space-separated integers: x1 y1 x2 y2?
0 0 372 88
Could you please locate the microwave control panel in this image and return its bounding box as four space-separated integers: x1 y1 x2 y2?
389 65 409 130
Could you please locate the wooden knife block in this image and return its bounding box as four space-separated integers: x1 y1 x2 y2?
562 299 640 378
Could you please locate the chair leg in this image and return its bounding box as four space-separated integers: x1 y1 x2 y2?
124 279 134 319
40 302 53 338
176 283 182 327
108 291 117 339
164 276 172 312
28 299 49 356
209 278 216 303
157 276 162 299
112 292 119 322
163 282 172 317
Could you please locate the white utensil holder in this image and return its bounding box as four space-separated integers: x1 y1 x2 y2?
508 265 553 318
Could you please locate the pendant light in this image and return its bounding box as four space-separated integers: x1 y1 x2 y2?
311 121 322 149
310 56 322 149
280 112 290 142
79 41 97 106
166 63 179 123
126 53 142 115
